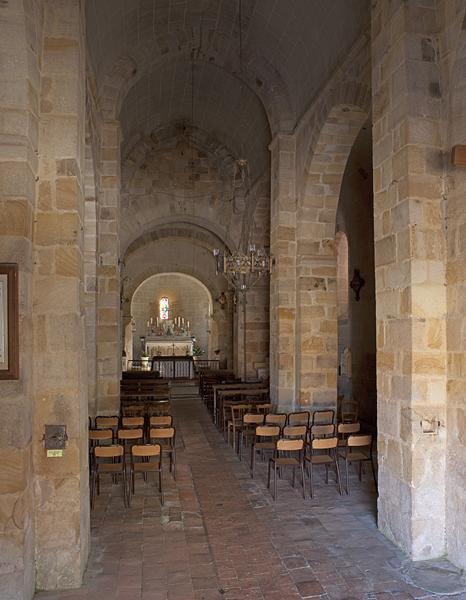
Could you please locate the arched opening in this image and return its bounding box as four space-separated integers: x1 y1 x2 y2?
129 272 216 365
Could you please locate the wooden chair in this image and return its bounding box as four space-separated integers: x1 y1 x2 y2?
338 434 376 494
265 413 287 428
305 437 342 498
149 415 173 428
238 413 264 460
341 400 359 423
117 428 144 457
283 425 307 441
121 416 145 429
129 444 163 505
310 424 335 441
88 429 113 472
95 416 119 441
91 445 128 508
287 411 310 428
337 422 360 447
250 425 281 479
149 427 176 479
267 439 306 500
227 404 249 451
311 409 335 426
256 403 273 415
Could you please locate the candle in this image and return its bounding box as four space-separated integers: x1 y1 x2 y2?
150 317 153 325
147 320 150 328
187 321 190 329
182 317 185 325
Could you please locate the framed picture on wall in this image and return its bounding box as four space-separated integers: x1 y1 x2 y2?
0 264 19 380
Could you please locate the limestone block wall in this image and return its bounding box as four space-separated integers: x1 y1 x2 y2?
372 0 447 560
32 0 89 589
442 0 466 570
0 1 42 597
131 273 212 358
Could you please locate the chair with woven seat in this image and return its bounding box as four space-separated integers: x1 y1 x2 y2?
149 427 176 479
91 444 128 508
250 425 281 478
129 444 163 505
267 439 306 500
338 434 376 494
238 413 264 460
305 436 342 498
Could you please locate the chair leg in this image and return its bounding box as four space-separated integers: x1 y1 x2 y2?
325 464 329 485
292 466 296 488
335 454 342 495
123 470 128 507
172 450 176 481
273 464 277 500
301 463 306 499
370 456 377 491
309 462 314 499
159 470 164 506
90 469 96 509
359 461 362 481
267 458 271 488
345 458 350 495
251 444 255 478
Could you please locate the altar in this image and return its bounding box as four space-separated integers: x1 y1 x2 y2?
145 336 194 358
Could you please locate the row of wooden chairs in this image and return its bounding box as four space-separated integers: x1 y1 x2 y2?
90 443 164 507
89 415 173 441
248 425 375 499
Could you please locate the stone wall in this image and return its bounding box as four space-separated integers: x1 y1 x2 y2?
32 0 89 588
0 1 42 597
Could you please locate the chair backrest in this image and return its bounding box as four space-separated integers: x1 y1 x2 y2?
348 434 372 447
312 409 334 425
257 403 272 414
95 416 119 429
149 415 173 427
338 422 360 435
256 425 280 438
243 413 264 425
132 443 161 457
265 413 287 427
149 427 175 440
230 404 249 419
277 438 304 452
122 416 144 428
94 444 123 458
89 429 113 441
283 425 307 438
311 437 338 450
118 428 144 440
310 424 335 438
287 411 310 426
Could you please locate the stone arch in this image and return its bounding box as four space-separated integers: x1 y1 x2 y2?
99 43 294 134
295 103 368 408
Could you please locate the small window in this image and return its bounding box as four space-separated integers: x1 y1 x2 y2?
159 297 169 320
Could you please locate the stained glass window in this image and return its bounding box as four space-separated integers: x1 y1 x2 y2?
159 297 169 320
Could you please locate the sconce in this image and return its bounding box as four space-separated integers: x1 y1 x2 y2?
216 291 228 309
350 269 365 301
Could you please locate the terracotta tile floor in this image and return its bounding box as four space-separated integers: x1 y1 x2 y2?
36 389 466 600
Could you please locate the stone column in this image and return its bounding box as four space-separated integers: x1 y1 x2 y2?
0 1 40 597
96 121 121 414
32 0 89 588
372 0 447 559
269 134 297 409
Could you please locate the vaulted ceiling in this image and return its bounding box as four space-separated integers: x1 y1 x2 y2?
85 0 369 170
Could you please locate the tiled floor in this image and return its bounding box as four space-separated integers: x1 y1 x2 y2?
36 388 466 600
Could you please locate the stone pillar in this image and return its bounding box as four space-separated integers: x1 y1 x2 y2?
96 121 121 414
0 1 40 597
269 134 297 409
33 0 89 588
372 0 446 559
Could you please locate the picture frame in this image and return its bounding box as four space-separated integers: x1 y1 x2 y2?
0 264 19 380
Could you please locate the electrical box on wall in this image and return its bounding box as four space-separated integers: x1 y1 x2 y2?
43 425 68 457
